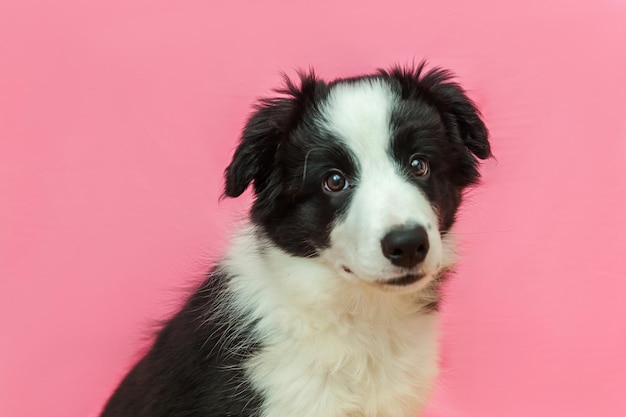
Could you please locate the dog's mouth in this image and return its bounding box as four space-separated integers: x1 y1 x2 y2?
379 273 425 287
341 265 427 289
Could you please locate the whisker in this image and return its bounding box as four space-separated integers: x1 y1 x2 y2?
300 148 321 190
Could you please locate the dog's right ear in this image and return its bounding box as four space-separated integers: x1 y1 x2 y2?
224 98 294 198
224 72 321 198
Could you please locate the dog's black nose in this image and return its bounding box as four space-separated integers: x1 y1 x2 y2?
381 226 430 268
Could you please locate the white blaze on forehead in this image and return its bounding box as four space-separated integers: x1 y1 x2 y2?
319 79 397 158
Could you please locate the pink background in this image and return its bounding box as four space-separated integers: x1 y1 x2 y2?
1 1 626 416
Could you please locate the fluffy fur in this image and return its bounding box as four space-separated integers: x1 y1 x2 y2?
100 62 491 417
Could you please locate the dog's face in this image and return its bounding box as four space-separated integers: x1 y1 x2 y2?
225 64 490 292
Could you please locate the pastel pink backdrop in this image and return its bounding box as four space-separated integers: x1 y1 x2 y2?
1 1 625 416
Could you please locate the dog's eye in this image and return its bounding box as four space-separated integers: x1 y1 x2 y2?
323 170 349 193
409 155 430 177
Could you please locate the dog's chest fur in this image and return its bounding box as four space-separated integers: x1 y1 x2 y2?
223 227 440 417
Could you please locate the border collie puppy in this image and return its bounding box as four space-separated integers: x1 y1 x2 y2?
101 63 491 417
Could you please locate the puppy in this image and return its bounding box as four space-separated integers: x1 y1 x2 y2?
100 63 491 417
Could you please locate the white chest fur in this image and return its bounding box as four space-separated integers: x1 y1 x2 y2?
223 229 440 417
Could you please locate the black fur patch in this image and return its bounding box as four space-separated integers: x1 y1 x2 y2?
224 73 361 257
100 269 262 417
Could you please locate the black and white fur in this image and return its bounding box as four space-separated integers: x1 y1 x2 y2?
101 63 491 417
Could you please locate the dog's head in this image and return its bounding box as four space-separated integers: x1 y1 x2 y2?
224 63 490 292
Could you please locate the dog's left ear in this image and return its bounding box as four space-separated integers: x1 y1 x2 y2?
382 64 492 160
428 75 492 160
